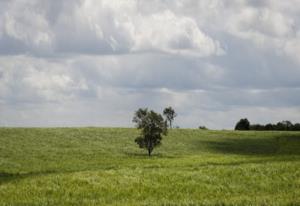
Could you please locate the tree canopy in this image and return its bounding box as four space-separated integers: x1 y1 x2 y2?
235 118 250 130
235 119 300 131
133 108 168 156
163 106 177 129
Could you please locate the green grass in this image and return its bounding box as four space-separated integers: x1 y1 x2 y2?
0 128 300 205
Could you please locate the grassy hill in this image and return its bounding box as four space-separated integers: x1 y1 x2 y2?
0 128 300 205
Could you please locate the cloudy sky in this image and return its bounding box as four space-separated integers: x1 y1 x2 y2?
0 0 300 129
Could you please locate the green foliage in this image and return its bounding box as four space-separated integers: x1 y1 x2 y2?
235 118 250 130
0 128 300 205
163 106 177 128
198 125 208 130
133 108 167 156
249 120 300 131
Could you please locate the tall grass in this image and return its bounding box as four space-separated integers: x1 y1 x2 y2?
0 128 299 205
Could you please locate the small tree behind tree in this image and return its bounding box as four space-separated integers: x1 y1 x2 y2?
133 108 168 156
235 118 250 130
163 106 177 129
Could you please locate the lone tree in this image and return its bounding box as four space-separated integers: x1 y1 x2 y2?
235 118 250 130
133 108 167 156
163 106 177 129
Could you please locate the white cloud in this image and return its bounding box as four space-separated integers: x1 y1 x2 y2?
0 0 222 57
2 1 53 54
0 56 88 102
1 0 300 128
132 10 223 56
227 8 293 38
220 0 300 63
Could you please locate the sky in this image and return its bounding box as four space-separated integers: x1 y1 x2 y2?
0 0 300 129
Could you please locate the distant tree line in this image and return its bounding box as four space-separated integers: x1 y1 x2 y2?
235 118 300 131
198 126 208 130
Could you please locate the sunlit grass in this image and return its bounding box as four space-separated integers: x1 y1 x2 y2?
0 128 300 205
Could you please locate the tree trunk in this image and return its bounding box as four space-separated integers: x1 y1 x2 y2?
147 139 152 157
169 120 172 129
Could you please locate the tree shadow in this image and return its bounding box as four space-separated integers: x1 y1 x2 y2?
186 156 300 171
0 153 174 186
197 133 300 156
124 151 176 159
0 170 57 185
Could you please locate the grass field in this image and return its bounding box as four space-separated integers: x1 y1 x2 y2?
0 128 300 205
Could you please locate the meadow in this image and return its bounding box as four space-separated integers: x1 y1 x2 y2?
0 128 300 205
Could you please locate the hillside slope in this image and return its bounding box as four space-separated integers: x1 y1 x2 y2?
0 128 300 205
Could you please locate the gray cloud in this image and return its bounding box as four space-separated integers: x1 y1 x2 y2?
0 0 222 56
0 0 300 129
